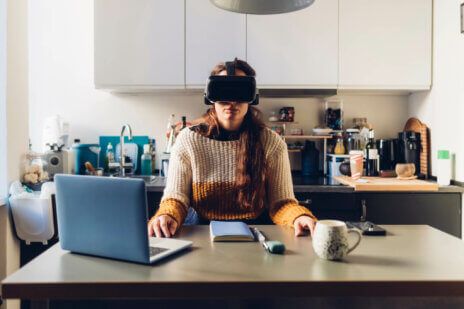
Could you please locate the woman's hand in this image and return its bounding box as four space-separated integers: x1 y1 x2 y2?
294 215 316 237
148 215 178 238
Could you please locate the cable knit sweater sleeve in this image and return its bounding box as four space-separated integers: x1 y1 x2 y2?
151 130 192 226
266 133 317 227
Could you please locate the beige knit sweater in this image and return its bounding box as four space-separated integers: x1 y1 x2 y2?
150 127 316 226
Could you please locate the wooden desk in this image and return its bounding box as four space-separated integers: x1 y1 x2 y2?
3 225 464 302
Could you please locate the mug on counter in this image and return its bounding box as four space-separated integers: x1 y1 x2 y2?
312 220 362 260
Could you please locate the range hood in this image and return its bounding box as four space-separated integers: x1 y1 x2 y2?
259 88 337 98
210 0 316 15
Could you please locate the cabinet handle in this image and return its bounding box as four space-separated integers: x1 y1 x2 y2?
298 199 312 206
360 199 367 222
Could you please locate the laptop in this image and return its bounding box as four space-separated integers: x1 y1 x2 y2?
54 174 192 264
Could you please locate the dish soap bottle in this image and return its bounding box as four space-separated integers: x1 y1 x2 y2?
106 142 115 163
141 144 152 176
104 142 115 173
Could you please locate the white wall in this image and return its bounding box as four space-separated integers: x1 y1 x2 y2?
28 0 410 170
409 0 464 181
1 0 28 308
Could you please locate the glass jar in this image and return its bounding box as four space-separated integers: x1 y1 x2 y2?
345 128 361 153
325 100 343 130
23 151 49 189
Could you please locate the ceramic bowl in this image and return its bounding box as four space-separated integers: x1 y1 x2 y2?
395 163 415 178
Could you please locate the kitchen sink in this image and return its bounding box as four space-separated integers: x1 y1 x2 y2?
109 174 162 184
128 175 158 183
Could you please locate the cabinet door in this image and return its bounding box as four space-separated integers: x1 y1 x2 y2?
95 0 185 88
186 0 246 88
246 0 338 88
357 193 462 238
339 0 432 90
295 193 360 221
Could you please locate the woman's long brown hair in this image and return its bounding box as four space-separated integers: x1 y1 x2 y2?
200 59 268 210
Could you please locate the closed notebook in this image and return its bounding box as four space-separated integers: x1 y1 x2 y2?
209 221 255 242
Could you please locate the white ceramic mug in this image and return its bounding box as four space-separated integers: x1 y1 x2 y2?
312 220 362 260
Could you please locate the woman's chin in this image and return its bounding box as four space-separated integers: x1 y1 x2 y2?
223 114 237 120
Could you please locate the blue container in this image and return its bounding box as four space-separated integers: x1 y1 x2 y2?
72 144 101 175
301 141 320 176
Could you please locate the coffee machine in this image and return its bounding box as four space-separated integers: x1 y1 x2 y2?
398 131 421 175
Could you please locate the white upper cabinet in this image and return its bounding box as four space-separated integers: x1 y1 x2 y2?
339 0 432 90
246 0 339 88
94 0 432 91
94 0 185 89
186 0 246 88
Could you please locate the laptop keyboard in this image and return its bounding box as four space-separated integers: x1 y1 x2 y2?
149 246 169 257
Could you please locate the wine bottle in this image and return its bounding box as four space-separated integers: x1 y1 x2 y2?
365 129 378 176
181 116 187 130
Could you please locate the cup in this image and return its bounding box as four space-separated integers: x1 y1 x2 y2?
349 150 364 180
395 163 415 178
312 220 362 260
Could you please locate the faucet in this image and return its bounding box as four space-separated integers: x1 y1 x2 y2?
120 124 133 176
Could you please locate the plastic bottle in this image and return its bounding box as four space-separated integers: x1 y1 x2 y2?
149 138 156 175
71 139 80 174
141 144 153 176
301 141 319 176
103 142 114 173
437 150 451 186
165 114 176 153
106 142 115 163
334 134 345 155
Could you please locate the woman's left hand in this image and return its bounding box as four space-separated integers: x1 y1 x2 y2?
293 215 316 237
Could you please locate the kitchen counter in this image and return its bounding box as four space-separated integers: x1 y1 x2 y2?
145 176 464 193
4 225 464 303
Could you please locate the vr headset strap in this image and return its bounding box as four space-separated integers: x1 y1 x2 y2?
225 61 235 76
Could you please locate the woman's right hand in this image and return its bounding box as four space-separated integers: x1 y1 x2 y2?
148 215 178 238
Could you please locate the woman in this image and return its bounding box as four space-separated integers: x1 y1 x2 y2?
148 59 317 238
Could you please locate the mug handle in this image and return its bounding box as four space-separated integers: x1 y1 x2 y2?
347 229 362 254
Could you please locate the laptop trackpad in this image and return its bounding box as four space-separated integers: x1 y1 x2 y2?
149 246 169 257
148 237 192 260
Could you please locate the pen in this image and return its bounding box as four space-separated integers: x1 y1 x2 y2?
252 227 286 254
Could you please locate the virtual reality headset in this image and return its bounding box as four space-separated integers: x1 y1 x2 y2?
204 62 259 105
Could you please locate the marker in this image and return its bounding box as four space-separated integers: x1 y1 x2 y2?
252 227 286 254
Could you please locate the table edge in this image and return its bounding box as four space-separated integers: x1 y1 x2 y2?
4 281 464 299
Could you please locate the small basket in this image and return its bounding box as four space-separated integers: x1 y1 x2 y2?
9 194 55 245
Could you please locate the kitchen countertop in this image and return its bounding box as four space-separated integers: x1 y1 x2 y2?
145 176 464 193
4 225 464 300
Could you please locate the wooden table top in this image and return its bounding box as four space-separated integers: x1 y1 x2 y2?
3 225 464 299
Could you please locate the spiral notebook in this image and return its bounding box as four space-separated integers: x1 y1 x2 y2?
209 221 255 242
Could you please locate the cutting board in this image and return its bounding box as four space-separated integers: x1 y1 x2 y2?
404 117 429 177
334 176 439 192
